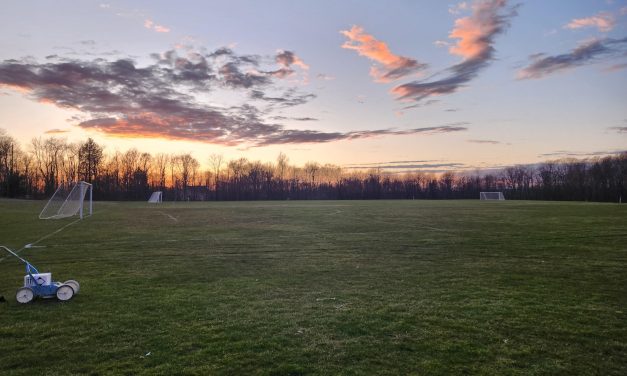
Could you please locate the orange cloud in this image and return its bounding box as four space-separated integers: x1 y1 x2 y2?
340 25 426 82
448 0 507 59
391 0 516 103
44 128 70 134
341 25 402 66
0 83 31 94
276 50 308 70
565 12 616 32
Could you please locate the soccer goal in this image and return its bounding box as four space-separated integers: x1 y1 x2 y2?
148 191 163 203
480 192 505 200
39 181 93 219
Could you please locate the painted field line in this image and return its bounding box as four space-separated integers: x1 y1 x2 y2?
157 211 178 222
0 217 82 263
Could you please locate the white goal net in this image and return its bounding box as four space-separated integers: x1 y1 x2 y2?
148 191 163 203
480 192 505 200
39 181 93 219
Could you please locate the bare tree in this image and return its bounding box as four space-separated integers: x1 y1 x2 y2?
0 129 20 196
78 138 103 183
153 153 169 189
208 153 223 197
61 142 80 184
121 148 140 192
170 154 179 195
304 161 320 186
31 137 67 194
276 152 289 180
175 153 200 200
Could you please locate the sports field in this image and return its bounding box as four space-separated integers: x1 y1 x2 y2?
0 199 625 375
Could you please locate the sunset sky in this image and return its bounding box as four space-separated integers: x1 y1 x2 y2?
1 0 626 172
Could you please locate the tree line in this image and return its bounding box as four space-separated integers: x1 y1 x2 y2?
1 130 625 202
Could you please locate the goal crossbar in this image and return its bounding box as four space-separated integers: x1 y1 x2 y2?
40 181 93 219
148 191 163 203
480 191 505 200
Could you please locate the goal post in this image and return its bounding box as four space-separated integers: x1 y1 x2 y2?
480 192 505 200
40 181 93 219
148 191 163 203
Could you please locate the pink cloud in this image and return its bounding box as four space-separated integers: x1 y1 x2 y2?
154 25 170 33
391 0 516 103
144 18 170 33
448 0 508 59
44 128 70 134
276 50 308 70
565 11 616 32
340 25 426 82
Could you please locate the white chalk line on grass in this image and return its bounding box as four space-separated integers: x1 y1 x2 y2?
156 211 178 222
0 217 83 263
326 209 344 216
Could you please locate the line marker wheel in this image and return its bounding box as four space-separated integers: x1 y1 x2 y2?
16 287 34 304
64 280 80 294
56 285 75 301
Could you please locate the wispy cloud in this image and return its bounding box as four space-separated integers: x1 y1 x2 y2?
449 2 469 15
272 116 318 122
392 0 518 103
603 62 627 72
250 89 315 107
467 139 501 144
252 123 469 147
44 128 70 134
0 50 466 147
608 126 627 133
266 50 309 80
340 25 427 82
345 159 440 167
538 149 627 158
517 37 627 79
346 162 466 170
99 4 170 34
219 62 269 88
316 73 335 81
154 25 170 33
448 0 513 60
275 50 308 70
565 11 616 32
144 19 170 33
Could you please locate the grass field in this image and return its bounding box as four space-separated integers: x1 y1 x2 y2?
0 199 626 375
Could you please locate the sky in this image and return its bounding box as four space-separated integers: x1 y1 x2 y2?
0 0 626 172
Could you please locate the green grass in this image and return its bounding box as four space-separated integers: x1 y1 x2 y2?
0 199 626 375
